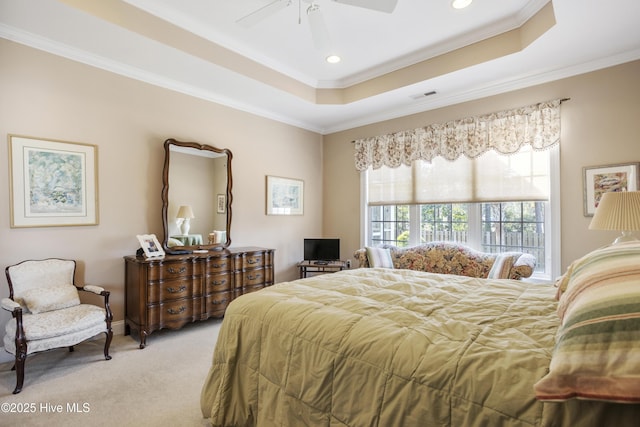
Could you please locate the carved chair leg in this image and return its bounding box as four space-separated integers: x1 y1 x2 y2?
103 330 113 360
12 347 27 394
13 356 25 394
13 328 27 394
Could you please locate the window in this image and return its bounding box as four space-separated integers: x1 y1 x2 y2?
368 202 547 274
362 146 560 279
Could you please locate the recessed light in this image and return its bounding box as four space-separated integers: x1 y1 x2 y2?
452 0 472 9
326 55 341 64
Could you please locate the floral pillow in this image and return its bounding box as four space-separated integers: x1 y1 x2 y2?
20 284 81 314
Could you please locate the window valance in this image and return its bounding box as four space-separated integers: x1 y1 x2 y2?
354 99 561 171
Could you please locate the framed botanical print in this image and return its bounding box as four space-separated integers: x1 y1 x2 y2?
9 135 99 227
583 162 640 216
266 175 304 215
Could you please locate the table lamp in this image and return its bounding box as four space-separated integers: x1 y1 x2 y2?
176 205 195 236
589 191 640 244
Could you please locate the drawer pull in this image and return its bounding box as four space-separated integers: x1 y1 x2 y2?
211 299 228 305
167 267 186 274
212 263 227 268
166 285 186 293
247 273 262 280
167 306 186 315
211 280 227 286
247 258 259 264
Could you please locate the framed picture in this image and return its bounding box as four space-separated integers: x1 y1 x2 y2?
9 135 99 227
136 234 165 258
217 194 226 214
266 175 304 215
583 162 640 216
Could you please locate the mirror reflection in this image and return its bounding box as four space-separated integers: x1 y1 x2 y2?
162 139 232 251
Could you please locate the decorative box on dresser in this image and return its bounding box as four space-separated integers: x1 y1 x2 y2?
124 247 274 348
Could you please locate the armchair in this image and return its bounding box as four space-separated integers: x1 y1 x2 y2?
2 258 113 394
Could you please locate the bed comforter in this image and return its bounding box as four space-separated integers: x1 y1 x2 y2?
201 268 638 426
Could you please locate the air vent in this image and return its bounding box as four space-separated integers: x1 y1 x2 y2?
410 90 437 100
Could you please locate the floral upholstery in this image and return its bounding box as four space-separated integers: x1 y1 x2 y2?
3 304 107 353
354 242 535 280
2 258 113 394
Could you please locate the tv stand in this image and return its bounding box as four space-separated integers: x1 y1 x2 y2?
298 260 347 278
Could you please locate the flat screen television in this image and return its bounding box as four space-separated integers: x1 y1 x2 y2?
304 238 340 263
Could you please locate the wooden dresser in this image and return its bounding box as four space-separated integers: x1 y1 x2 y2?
124 246 274 348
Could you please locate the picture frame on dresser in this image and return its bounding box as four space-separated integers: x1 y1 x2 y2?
8 134 99 228
136 234 165 258
583 162 640 216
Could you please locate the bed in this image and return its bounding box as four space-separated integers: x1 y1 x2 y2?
201 243 640 426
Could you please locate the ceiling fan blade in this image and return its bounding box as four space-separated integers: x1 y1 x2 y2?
237 0 292 28
332 0 398 13
307 5 332 52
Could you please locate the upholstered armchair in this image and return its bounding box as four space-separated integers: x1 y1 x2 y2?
2 259 113 394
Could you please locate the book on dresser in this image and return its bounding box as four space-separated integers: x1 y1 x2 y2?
124 246 274 348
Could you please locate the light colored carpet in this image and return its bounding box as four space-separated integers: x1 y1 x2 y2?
0 319 221 427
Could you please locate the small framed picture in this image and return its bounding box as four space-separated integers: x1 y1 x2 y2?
136 234 165 258
217 194 226 214
266 175 304 215
583 162 640 216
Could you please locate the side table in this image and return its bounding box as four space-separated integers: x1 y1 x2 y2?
297 260 347 279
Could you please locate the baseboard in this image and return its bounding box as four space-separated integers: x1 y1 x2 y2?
0 320 126 364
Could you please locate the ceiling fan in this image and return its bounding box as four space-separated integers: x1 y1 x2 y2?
236 0 399 52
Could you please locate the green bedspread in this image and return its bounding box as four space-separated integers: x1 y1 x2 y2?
201 268 639 426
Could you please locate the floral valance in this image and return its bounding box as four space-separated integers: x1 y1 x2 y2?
354 99 562 171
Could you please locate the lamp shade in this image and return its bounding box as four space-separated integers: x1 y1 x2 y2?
176 205 195 219
589 192 640 244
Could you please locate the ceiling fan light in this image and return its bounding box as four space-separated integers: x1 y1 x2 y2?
326 55 341 64
452 0 473 9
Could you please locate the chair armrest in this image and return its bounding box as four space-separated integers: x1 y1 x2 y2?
82 285 106 295
1 298 21 312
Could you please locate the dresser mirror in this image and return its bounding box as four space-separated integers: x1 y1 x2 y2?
161 138 232 251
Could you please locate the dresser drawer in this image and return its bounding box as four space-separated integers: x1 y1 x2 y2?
241 268 266 286
205 292 232 316
146 261 198 281
147 298 199 328
205 272 232 293
235 252 266 269
206 257 232 274
147 278 196 304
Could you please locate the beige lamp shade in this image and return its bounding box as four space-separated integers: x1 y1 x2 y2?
589 191 640 244
176 205 195 219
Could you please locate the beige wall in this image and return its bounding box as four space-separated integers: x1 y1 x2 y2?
2 36 639 344
0 39 323 335
324 60 640 273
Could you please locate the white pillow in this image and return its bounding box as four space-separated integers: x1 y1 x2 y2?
366 247 394 268
21 284 80 314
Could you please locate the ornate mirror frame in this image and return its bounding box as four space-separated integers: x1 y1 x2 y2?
161 138 233 251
